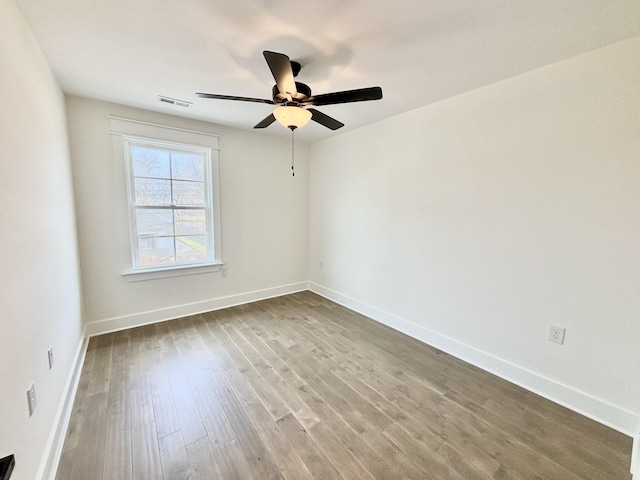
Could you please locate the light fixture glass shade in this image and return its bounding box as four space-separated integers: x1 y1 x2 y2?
273 106 312 129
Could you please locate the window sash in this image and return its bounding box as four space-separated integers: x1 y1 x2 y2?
123 136 216 271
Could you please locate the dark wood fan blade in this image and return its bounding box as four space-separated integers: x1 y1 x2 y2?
303 86 383 106
308 108 344 130
263 51 298 98
196 93 273 104
254 113 276 129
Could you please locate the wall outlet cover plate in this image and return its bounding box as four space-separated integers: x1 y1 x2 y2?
548 325 566 344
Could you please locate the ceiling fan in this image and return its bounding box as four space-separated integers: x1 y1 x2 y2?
196 51 383 131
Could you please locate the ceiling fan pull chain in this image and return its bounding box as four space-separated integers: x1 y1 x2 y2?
291 128 295 176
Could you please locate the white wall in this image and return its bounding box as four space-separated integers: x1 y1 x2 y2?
0 0 84 479
3 1 636 473
65 97 310 333
309 37 640 435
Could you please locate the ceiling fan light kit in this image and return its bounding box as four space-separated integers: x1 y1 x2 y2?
273 105 312 130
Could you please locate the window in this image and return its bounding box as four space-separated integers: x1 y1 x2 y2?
111 117 221 278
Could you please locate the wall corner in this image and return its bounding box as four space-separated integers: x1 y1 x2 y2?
632 429 639 478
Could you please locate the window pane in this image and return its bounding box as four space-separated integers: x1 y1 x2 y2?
172 151 204 181
175 235 208 262
137 235 175 266
132 146 170 178
174 209 206 235
134 178 171 205
172 180 204 205
122 132 218 272
136 209 174 236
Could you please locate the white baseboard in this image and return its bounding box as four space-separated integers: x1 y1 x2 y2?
37 334 89 480
309 282 640 438
85 282 309 337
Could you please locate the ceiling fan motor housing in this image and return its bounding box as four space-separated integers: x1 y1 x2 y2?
272 82 311 104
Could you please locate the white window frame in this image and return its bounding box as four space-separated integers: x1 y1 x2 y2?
110 116 222 281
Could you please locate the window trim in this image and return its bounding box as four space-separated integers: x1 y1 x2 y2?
121 263 222 282
123 136 216 271
110 116 222 280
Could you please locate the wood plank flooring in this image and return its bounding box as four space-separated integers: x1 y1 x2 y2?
56 292 632 479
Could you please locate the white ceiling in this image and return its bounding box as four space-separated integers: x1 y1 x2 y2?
14 0 640 143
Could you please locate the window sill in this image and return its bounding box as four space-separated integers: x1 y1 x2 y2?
122 263 223 282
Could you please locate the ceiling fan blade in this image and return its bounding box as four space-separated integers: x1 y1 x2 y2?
263 51 297 98
303 86 383 106
308 108 344 130
196 92 273 104
254 113 276 129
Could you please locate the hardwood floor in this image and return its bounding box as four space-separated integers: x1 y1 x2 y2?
56 292 632 479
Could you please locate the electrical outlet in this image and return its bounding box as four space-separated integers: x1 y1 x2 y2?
48 347 54 369
220 267 228 278
548 325 566 345
27 382 37 416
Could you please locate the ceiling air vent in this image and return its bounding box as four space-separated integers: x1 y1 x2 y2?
158 96 192 108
